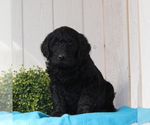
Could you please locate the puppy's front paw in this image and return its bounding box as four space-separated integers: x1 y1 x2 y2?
77 105 91 114
50 111 65 117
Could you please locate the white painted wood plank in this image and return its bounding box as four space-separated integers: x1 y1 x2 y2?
53 0 83 33
23 0 53 69
83 0 105 76
139 0 150 108
11 0 23 70
127 0 140 108
103 0 129 108
0 0 12 71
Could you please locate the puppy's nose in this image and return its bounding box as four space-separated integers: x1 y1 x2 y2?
58 54 65 61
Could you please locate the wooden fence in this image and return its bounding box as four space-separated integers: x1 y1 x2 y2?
0 0 150 108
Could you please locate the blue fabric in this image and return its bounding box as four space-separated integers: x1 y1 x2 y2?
0 111 12 125
0 106 138 125
138 107 150 124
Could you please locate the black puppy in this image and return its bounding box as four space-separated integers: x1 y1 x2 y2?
41 26 116 117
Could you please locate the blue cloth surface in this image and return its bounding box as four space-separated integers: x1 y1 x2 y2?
0 106 138 125
138 107 150 124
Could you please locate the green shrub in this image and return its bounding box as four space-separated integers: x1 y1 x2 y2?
13 66 53 114
0 69 12 112
0 66 53 114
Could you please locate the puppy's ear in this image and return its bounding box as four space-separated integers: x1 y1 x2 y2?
77 34 91 61
41 34 51 59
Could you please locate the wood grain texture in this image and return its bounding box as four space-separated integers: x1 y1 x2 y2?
11 0 23 70
0 0 12 71
103 0 129 108
23 0 53 69
83 0 105 75
139 0 150 108
127 0 139 108
53 0 83 33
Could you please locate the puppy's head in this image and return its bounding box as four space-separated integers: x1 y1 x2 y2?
41 26 91 68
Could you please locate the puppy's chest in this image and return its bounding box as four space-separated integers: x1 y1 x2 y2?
63 84 82 103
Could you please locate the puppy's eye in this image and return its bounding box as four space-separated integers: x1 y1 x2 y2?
54 42 59 46
67 42 73 46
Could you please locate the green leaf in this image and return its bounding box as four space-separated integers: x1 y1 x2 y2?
0 65 52 114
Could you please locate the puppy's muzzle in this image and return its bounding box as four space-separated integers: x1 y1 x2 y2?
58 54 66 61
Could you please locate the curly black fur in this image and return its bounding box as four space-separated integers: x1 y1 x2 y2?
41 26 116 117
